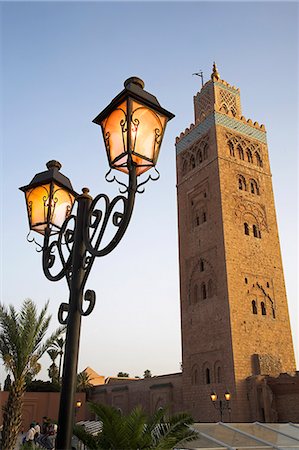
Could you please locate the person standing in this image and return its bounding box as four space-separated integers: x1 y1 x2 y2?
24 422 36 448
34 422 40 443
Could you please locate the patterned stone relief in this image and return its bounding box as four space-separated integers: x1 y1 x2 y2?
194 84 214 123
247 280 276 318
226 131 263 166
187 255 217 305
219 88 237 116
181 134 210 176
234 195 268 232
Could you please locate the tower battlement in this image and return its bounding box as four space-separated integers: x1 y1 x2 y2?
176 64 265 147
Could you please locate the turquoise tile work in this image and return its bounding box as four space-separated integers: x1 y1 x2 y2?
176 115 214 154
176 112 267 155
215 113 267 144
215 81 240 95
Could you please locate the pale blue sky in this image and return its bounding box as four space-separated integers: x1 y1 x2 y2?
1 1 298 385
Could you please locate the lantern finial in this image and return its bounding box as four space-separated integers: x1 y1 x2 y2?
124 77 145 89
46 160 62 171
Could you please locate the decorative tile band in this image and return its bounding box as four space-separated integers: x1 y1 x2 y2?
176 112 267 155
215 113 267 143
214 81 240 95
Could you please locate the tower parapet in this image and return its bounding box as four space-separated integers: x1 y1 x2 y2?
176 64 266 153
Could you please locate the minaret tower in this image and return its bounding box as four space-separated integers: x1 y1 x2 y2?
175 63 296 421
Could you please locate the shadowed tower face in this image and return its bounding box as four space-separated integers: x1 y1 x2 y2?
175 63 296 422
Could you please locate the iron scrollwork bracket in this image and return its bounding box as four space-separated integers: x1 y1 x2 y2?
41 164 159 325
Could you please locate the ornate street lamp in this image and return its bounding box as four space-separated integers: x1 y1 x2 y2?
75 400 82 418
210 390 231 422
20 77 174 450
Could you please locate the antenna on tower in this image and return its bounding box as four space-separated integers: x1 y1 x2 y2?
192 70 204 87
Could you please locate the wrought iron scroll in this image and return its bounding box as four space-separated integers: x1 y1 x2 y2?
42 214 76 287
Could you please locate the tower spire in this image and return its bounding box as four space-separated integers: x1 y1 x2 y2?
211 61 220 81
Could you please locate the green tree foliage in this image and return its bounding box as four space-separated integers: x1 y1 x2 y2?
117 372 129 377
77 370 93 393
26 379 60 392
74 403 198 449
143 369 152 378
0 299 65 450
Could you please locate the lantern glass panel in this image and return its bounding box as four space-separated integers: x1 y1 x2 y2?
101 101 127 170
25 183 75 235
131 100 167 166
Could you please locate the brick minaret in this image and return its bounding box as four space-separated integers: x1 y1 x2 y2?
175 63 296 422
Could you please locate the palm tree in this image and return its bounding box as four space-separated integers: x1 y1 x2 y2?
47 348 59 384
77 370 93 393
74 403 198 449
0 299 65 450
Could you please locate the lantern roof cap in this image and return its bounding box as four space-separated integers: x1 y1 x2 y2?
93 76 174 125
20 160 78 196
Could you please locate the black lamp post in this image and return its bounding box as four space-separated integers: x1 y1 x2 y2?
210 391 231 422
20 77 174 450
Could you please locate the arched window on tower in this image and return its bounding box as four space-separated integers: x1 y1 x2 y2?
253 224 261 238
182 160 188 175
203 144 208 160
238 175 247 191
261 302 267 315
252 300 258 314
192 365 199 385
222 104 229 114
200 259 204 272
237 145 244 160
255 151 263 167
205 367 211 384
217 366 222 383
250 179 260 195
201 282 207 300
228 141 235 157
244 222 250 235
246 149 253 163
190 155 195 169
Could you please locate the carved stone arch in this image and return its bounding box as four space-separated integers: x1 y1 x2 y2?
191 364 200 385
182 158 189 175
203 143 208 159
196 148 203 164
208 278 214 298
190 154 196 169
234 196 268 232
255 150 263 167
201 281 207 300
202 361 212 385
228 140 235 157
246 148 253 163
237 144 244 160
188 257 217 304
220 104 229 114
256 282 276 318
249 178 260 195
237 174 247 191
214 360 222 383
